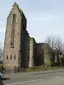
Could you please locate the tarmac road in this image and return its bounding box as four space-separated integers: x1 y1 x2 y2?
3 69 64 85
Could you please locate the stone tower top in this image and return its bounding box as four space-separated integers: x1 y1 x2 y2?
12 2 23 12
13 2 18 7
7 2 24 19
12 2 26 19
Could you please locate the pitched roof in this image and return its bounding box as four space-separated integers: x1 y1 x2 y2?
8 2 27 20
13 2 23 14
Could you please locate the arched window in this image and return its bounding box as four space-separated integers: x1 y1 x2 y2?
6 55 8 60
14 55 16 60
10 55 12 60
11 14 16 47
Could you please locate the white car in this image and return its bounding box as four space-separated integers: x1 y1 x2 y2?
0 72 4 79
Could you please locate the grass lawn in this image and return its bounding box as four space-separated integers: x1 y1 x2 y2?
20 66 64 72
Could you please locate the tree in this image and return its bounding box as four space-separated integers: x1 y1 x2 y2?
45 36 64 66
45 36 56 50
45 36 64 52
55 37 63 52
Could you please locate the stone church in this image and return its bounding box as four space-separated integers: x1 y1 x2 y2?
3 2 53 70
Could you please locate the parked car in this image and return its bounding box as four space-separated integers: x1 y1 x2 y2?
0 72 4 79
0 80 4 85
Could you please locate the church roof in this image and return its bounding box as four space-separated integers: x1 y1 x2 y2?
8 2 27 20
13 2 23 14
13 2 26 19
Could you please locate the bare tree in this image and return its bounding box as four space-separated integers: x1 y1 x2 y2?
45 36 64 66
55 37 62 52
45 36 63 52
45 36 56 50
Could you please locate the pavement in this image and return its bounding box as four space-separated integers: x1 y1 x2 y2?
2 69 64 85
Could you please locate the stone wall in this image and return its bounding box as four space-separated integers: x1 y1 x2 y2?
42 43 52 66
4 3 22 69
29 38 36 67
3 3 27 69
34 43 44 66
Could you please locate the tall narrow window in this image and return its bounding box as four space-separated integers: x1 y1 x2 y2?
11 14 16 48
6 55 8 60
10 55 12 60
14 55 16 60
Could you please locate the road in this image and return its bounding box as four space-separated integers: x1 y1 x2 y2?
3 69 64 85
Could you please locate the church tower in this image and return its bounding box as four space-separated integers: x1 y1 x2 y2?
3 2 27 69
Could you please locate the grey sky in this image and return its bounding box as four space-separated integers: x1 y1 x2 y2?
0 0 64 47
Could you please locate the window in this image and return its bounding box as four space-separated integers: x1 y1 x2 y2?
11 14 16 48
14 55 16 60
10 55 12 60
6 55 8 60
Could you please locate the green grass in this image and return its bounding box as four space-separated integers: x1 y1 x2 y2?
20 66 64 72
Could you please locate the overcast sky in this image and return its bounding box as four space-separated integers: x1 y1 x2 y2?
0 0 64 47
